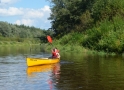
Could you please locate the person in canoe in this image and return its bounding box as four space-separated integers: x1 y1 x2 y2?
52 48 60 59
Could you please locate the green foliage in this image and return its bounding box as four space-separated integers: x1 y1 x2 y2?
0 22 11 37
97 16 124 53
81 16 124 54
49 0 85 37
59 34 72 45
49 0 124 35
48 0 124 54
0 21 54 43
53 15 124 54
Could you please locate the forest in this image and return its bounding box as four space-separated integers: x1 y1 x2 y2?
48 0 124 54
1 0 124 54
0 21 53 44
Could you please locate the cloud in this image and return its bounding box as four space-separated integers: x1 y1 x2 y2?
13 5 51 29
0 0 19 7
22 5 51 19
0 7 23 16
0 5 51 17
15 19 34 26
1 0 19 4
0 0 51 29
23 9 44 19
42 5 51 12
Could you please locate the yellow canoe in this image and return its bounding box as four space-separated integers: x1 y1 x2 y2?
26 57 60 66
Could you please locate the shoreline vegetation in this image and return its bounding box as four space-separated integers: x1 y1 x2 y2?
44 43 120 56
0 0 124 55
0 41 124 57
47 0 124 55
0 41 41 46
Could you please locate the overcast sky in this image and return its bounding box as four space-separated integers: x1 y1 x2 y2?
0 0 51 29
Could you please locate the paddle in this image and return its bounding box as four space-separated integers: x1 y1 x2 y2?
47 35 52 44
47 35 53 58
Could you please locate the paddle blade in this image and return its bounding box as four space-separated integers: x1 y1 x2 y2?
47 35 52 43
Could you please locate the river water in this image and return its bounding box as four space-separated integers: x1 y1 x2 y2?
0 46 124 90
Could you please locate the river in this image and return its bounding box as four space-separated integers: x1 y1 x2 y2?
0 46 124 90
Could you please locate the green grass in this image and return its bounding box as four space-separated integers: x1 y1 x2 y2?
44 43 117 56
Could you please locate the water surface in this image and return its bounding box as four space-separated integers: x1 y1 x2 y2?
0 46 124 90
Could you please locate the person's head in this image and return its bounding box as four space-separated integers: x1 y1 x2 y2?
53 48 56 52
55 48 57 52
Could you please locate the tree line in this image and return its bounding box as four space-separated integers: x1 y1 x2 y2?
48 0 124 54
0 21 53 43
49 0 123 37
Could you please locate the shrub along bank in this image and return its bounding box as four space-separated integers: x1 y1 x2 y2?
49 16 124 55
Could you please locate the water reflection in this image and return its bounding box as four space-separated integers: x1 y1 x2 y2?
27 63 60 76
0 45 42 56
59 53 124 90
26 63 61 90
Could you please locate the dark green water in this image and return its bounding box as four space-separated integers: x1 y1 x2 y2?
0 46 124 90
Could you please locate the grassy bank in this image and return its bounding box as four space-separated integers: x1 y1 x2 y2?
48 16 124 55
44 43 117 56
0 41 41 46
0 40 118 56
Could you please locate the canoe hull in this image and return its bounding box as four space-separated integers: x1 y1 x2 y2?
26 58 60 66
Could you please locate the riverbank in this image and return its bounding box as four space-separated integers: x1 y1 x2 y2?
0 41 41 46
0 41 122 56
44 43 118 56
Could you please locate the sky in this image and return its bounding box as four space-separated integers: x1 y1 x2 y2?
0 0 51 30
